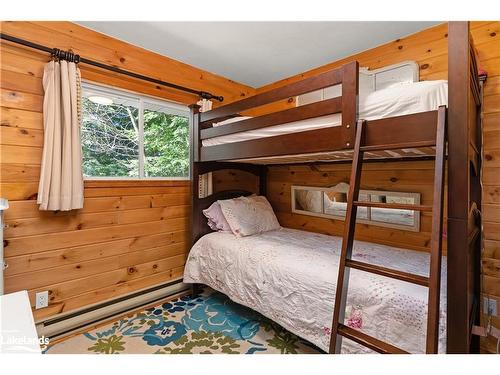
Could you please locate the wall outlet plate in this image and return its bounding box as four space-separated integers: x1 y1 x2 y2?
483 296 498 317
35 291 49 309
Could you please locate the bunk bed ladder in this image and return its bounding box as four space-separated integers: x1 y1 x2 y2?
329 106 447 354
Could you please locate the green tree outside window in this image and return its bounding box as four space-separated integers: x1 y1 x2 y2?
81 92 189 178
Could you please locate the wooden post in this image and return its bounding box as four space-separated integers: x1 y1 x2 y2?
447 21 482 354
426 106 447 353
189 104 202 247
341 61 359 149
189 104 201 162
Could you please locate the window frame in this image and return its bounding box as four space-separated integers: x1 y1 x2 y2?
81 81 191 181
291 184 421 232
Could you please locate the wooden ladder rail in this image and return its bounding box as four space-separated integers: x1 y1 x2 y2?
328 106 447 354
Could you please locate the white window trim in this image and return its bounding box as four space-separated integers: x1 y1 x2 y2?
81 81 191 181
291 184 421 232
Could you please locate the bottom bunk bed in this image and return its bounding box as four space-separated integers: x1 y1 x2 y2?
184 227 447 354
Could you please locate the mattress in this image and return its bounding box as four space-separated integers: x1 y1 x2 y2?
183 227 447 353
202 80 448 147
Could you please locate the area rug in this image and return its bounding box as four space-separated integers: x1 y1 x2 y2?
45 288 322 354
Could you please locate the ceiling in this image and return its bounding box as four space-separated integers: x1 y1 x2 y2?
77 21 440 88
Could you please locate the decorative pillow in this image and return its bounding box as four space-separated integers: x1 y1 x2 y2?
203 201 232 232
218 195 280 237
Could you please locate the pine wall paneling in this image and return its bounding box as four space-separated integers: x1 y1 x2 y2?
0 21 256 321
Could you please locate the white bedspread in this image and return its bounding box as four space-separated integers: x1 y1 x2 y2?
183 228 447 353
202 80 448 147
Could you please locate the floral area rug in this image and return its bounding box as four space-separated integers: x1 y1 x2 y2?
45 288 322 354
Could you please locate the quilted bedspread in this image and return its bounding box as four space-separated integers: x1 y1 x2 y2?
183 228 447 353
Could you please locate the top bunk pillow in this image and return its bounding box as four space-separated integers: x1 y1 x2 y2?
218 195 281 237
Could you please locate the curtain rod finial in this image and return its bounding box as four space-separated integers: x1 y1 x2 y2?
199 91 224 102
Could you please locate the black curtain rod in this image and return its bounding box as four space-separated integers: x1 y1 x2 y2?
0 33 224 102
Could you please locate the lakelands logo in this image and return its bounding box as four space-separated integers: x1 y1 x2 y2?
0 330 50 353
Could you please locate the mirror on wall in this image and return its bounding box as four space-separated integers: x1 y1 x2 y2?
292 183 421 232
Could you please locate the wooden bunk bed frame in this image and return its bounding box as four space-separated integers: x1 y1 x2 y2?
189 22 485 354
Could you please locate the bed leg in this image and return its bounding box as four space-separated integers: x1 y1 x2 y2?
191 283 203 297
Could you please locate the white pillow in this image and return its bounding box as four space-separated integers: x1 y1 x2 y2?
218 195 280 237
213 116 252 127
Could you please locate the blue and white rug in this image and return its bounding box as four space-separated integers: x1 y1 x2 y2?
45 288 321 354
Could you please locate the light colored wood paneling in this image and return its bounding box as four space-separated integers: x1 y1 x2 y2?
32 266 185 321
0 126 44 147
5 216 189 257
4 192 188 219
5 231 187 276
0 144 43 165
5 245 186 292
0 107 44 130
0 164 41 182
5 204 190 238
0 49 47 78
0 69 44 95
1 88 43 112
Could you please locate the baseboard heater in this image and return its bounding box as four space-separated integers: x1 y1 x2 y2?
37 279 190 340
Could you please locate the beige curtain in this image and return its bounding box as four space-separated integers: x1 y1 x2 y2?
37 60 84 211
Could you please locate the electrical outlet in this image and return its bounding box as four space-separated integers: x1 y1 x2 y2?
483 296 498 317
35 291 49 309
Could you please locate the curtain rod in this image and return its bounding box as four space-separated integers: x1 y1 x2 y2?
0 33 224 102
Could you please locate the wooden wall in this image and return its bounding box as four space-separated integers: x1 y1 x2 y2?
252 21 500 353
0 21 255 321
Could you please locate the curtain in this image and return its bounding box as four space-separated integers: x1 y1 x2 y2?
37 60 84 211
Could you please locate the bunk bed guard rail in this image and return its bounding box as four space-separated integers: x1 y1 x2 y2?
190 62 359 162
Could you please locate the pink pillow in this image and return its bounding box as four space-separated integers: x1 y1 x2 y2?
203 201 231 232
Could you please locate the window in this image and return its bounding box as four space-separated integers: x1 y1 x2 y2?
81 82 190 179
292 183 420 232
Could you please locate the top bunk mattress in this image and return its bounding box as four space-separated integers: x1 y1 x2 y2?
184 227 447 353
202 80 448 147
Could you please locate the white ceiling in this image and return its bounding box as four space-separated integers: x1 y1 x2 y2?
77 21 440 88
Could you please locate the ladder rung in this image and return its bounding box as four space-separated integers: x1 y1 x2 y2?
346 259 430 287
353 201 432 212
360 140 436 152
337 324 409 354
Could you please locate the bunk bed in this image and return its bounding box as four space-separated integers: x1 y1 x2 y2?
184 22 485 354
